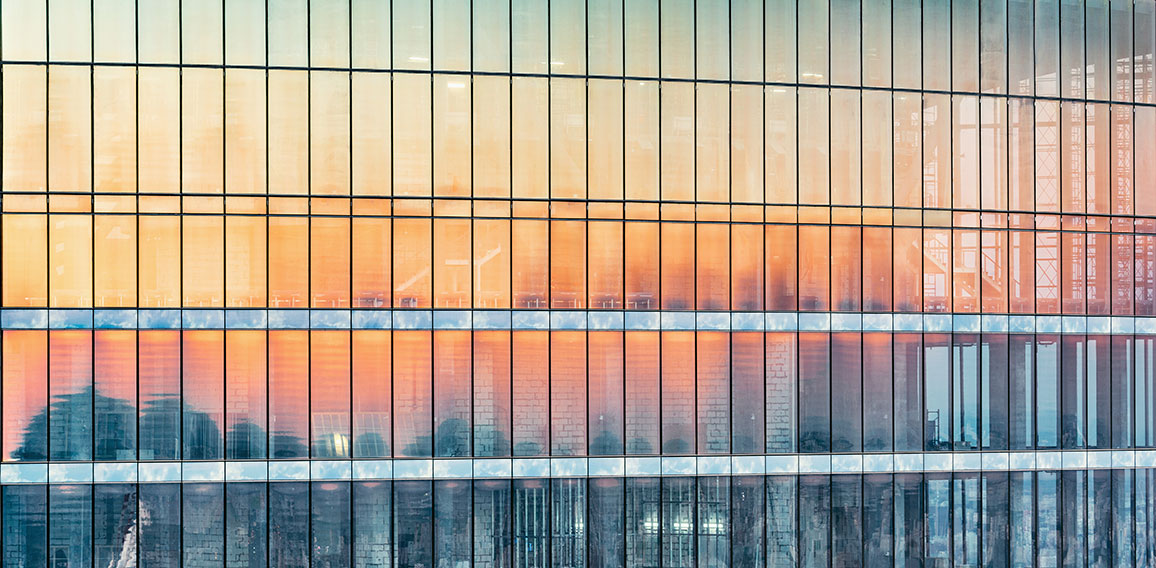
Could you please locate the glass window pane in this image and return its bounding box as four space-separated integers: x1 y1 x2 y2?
353 330 391 458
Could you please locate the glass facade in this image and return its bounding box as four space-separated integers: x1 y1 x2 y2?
2 0 1156 565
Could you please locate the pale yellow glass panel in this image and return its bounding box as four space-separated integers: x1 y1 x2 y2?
138 0 179 64
731 85 763 204
980 97 1008 211
94 0 135 62
434 0 471 71
182 69 224 194
181 0 223 64
893 93 922 208
511 0 547 73
394 0 432 70
923 94 951 209
588 80 624 201
269 0 308 66
434 76 472 197
352 0 391 69
661 82 694 201
138 215 180 307
862 90 892 207
48 66 92 193
269 71 308 195
311 71 351 196
551 78 586 199
311 0 350 67
624 80 659 201
94 68 136 193
2 215 48 306
183 216 224 307
588 221 623 309
3 66 47 192
434 218 471 308
512 77 548 199
798 87 829 205
589 0 624 76
624 0 659 77
765 0 797 82
225 0 265 65
225 70 267 195
394 74 433 196
138 68 180 194
473 76 510 198
473 219 510 309
765 87 797 204
659 0 693 79
226 215 267 307
352 73 391 196
49 215 92 307
311 217 350 307
94 216 136 307
830 89 860 206
2 0 46 60
49 0 91 61
731 0 762 82
696 83 729 202
269 216 309 307
696 0 728 80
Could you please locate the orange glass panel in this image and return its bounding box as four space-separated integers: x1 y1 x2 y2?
474 219 510 309
798 225 830 311
311 71 351 196
434 330 471 457
661 222 694 310
588 221 623 309
1112 234 1134 315
625 331 659 454
139 331 180 460
393 218 432 308
433 75 471 197
47 215 92 308
661 82 694 201
473 76 511 198
588 79 624 200
311 216 351 308
183 215 224 307
94 215 136 308
893 227 923 312
352 72 392 197
625 222 659 310
830 226 861 312
981 230 1009 313
512 220 548 309
225 330 266 459
1062 231 1087 314
94 330 136 460
732 332 764 453
588 331 623 455
48 66 92 193
394 330 432 457
434 218 471 308
3 214 48 307
311 331 351 458
225 215 267 307
550 220 586 309
550 78 586 199
182 330 224 459
661 331 694 454
224 69 267 195
696 223 729 310
696 83 729 203
269 216 308 308
697 332 730 454
3 331 47 461
394 73 433 196
1087 232 1111 315
953 229 980 313
512 331 548 456
862 227 892 311
923 229 952 312
269 330 308 458
353 217 392 308
139 215 180 308
181 68 224 194
512 77 548 199
766 224 797 311
474 331 511 456
625 80 659 201
731 223 763 311
48 330 92 460
1036 231 1061 314
93 67 137 193
353 330 391 457
269 70 309 195
1010 230 1036 313
551 331 586 455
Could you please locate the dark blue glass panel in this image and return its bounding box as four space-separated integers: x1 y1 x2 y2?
1010 335 1036 449
395 480 434 568
183 483 224 567
1061 335 1087 449
49 484 92 567
798 333 830 453
626 477 660 567
95 484 137 568
766 475 797 567
312 481 351 568
1114 470 1134 566
588 477 625 568
1038 336 1061 449
863 474 893 566
952 473 980 566
354 481 393 568
894 473 924 567
139 483 181 568
552 478 586 567
662 477 695 568
981 335 1009 450
925 334 952 451
953 334 979 450
925 473 951 564
831 474 862 567
435 480 472 567
697 476 729 568
1088 336 1111 449
731 476 766 568
1112 336 1134 448
1010 471 1036 567
1061 470 1087 566
831 333 862 452
270 482 309 566
1037 471 1060 566
981 472 1009 566
2 485 47 567
226 482 267 568
863 334 893 452
1089 469 1112 566
894 334 924 451
799 475 830 567
474 479 511 568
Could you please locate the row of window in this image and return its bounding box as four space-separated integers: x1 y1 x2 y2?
3 471 1155 567
6 67 1156 213
5 0 1156 101
4 330 1156 461
6 214 1156 314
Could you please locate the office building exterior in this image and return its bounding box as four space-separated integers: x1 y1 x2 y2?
2 0 1156 565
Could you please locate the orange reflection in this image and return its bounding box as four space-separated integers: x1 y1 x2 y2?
434 330 471 457
311 331 350 458
225 330 266 459
625 331 659 455
512 331 548 456
269 330 308 458
353 217 392 308
353 330 391 457
183 330 224 458
3 331 47 461
696 332 729 454
393 330 432 457
311 217 350 308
